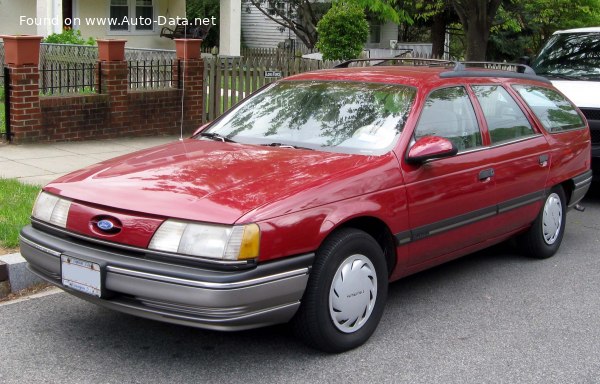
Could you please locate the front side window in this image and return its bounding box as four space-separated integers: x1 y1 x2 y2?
472 85 535 144
110 0 154 32
513 85 585 133
415 87 482 151
203 81 416 155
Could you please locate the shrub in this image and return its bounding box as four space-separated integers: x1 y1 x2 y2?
43 29 95 45
316 3 369 61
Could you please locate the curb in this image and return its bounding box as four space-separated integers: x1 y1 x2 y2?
0 253 45 297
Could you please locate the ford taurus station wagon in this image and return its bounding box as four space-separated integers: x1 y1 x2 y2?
20 60 592 352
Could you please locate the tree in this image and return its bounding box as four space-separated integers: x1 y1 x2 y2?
316 3 370 60
244 0 408 49
487 0 600 61
187 0 220 48
399 0 456 58
451 0 503 60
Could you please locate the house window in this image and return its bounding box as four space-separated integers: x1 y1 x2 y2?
109 0 155 32
136 0 154 30
369 24 381 44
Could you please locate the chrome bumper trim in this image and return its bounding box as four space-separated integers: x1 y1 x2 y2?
106 265 309 290
20 235 62 257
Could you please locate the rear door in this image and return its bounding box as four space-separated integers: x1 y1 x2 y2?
470 84 551 237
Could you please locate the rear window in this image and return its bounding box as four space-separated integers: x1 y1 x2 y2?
513 85 585 133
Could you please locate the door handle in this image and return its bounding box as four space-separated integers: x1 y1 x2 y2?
478 168 494 181
539 154 549 167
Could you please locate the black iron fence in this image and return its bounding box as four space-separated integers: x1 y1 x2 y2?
39 62 96 95
128 60 175 89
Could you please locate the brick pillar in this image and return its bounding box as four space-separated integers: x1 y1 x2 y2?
174 39 204 132
96 40 128 134
1 35 43 143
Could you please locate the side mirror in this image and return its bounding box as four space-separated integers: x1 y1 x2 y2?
406 136 458 164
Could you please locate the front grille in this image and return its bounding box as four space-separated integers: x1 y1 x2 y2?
580 108 600 121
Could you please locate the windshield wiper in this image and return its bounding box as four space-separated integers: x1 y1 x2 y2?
198 132 236 143
262 142 314 150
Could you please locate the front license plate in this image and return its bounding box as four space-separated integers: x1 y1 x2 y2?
61 255 101 297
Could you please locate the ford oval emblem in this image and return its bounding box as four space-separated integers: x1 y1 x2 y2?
97 219 114 231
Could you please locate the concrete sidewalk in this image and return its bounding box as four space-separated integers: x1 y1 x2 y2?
0 135 182 297
0 135 181 185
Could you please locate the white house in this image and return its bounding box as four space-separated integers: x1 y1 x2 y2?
0 0 190 49
240 2 400 50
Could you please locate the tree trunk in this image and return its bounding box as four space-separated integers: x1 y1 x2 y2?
464 12 489 60
452 0 502 61
430 13 447 59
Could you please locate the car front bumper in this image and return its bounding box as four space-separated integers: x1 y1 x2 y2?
19 224 312 331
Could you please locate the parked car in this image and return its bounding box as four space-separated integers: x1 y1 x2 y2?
528 27 600 176
20 60 591 353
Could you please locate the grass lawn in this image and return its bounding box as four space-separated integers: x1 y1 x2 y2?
0 179 40 249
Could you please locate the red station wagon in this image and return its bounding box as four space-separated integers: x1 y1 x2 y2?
20 60 592 352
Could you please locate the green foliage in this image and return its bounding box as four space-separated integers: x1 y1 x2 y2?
186 0 220 48
316 3 369 61
487 0 600 61
43 29 95 45
0 179 40 248
351 0 411 24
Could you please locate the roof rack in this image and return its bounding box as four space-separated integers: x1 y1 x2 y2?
334 56 454 68
334 57 538 76
456 61 536 75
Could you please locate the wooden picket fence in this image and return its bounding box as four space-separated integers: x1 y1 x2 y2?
201 51 437 123
202 56 340 123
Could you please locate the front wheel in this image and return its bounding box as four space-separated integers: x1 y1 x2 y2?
292 228 388 353
518 186 567 259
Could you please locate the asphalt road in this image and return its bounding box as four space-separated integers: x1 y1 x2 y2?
1 189 599 384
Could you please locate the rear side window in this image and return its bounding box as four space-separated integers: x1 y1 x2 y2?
513 85 585 132
472 85 535 144
415 87 482 151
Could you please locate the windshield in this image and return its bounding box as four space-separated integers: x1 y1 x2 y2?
531 32 600 80
201 81 416 155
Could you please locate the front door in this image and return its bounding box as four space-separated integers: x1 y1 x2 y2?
402 86 498 268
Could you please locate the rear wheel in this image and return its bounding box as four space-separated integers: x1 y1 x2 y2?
292 228 388 353
518 186 567 259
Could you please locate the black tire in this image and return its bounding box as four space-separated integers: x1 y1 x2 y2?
518 186 567 259
292 228 388 353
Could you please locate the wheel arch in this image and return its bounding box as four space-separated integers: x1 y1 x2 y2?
326 216 398 277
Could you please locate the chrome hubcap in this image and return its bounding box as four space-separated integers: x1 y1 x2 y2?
329 254 377 333
542 193 562 245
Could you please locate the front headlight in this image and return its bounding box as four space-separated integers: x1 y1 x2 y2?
148 219 260 261
32 191 72 228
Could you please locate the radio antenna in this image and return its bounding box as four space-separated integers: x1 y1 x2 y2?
178 15 188 141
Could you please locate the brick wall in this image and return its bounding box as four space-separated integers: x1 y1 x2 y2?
35 89 187 142
3 37 204 143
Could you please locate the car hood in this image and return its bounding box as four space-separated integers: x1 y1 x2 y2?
45 139 401 224
550 80 600 109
